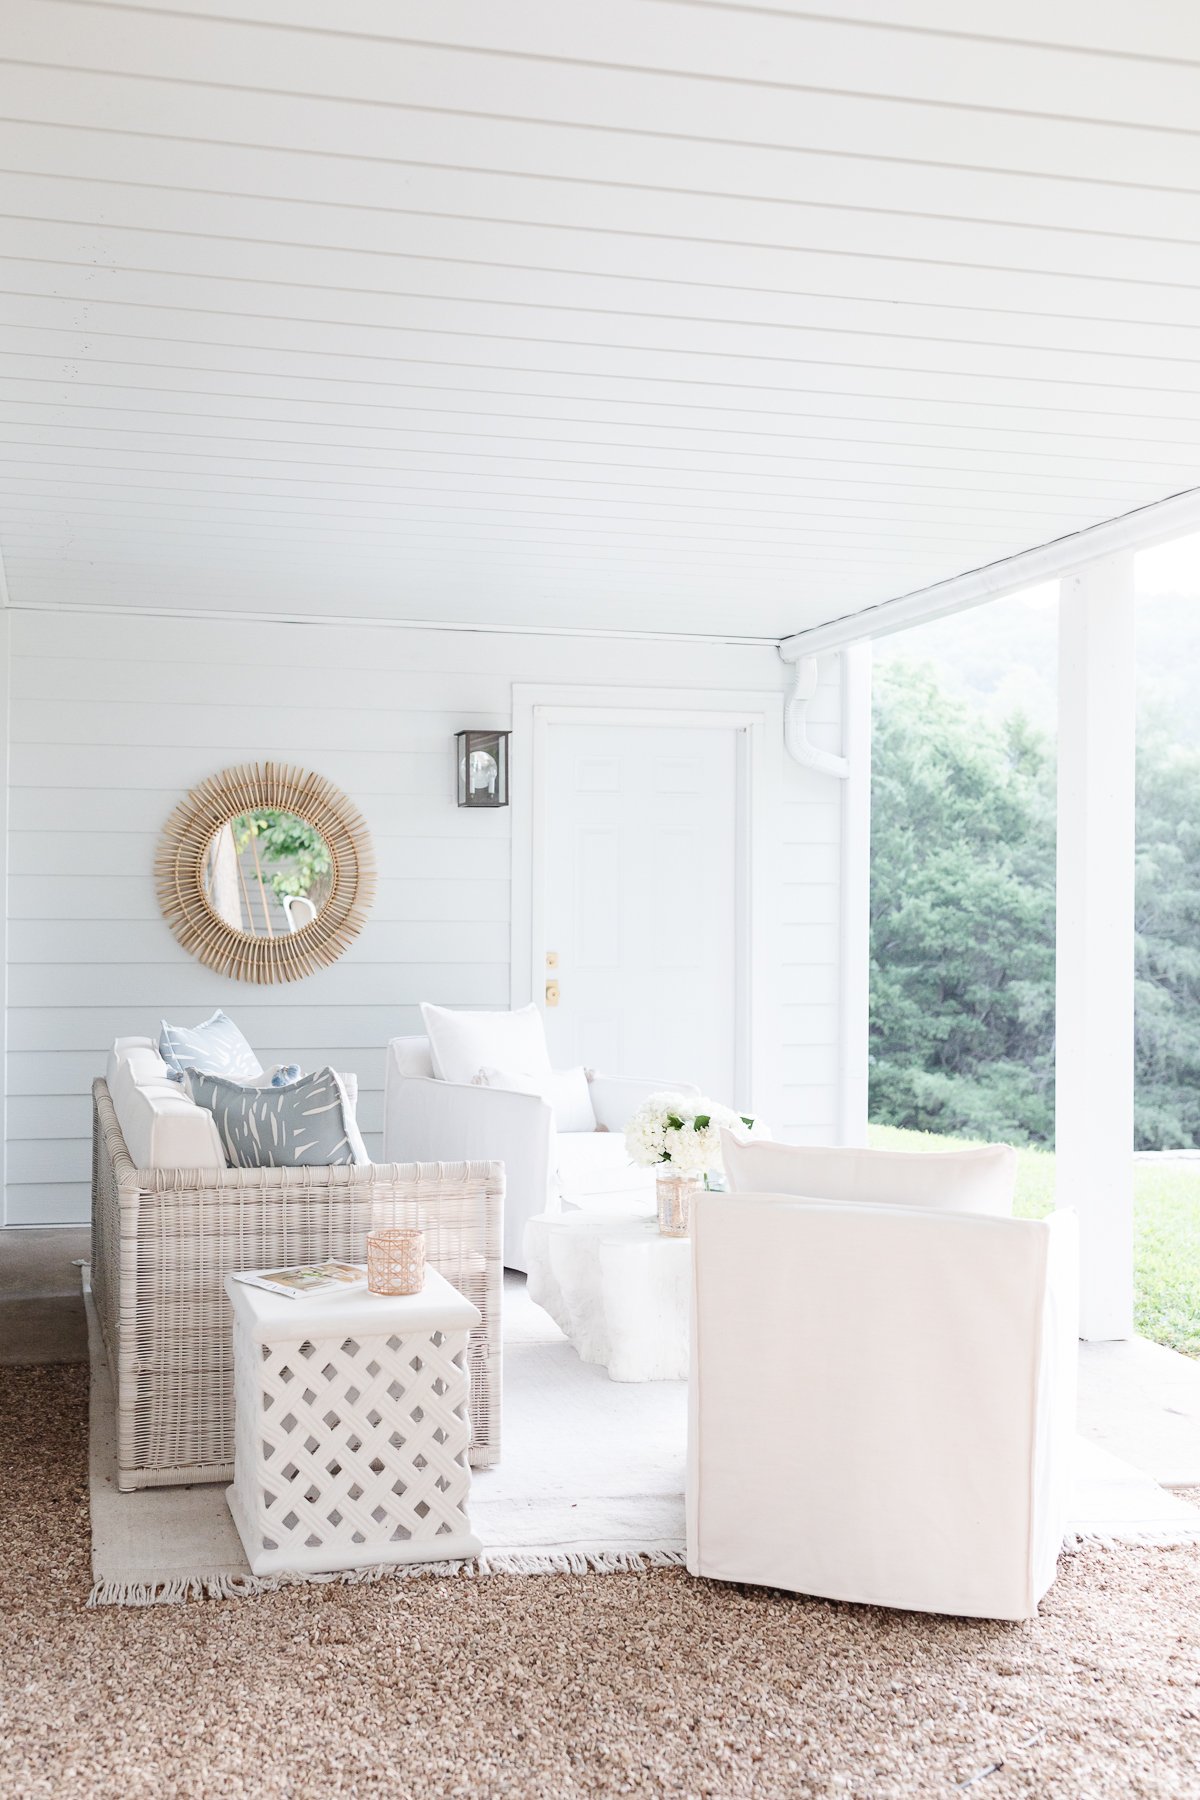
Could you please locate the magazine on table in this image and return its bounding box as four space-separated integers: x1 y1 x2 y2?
232 1259 368 1300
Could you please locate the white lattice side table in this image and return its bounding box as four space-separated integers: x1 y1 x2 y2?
224 1269 482 1576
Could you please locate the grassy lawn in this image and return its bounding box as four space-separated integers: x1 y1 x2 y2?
868 1124 1200 1359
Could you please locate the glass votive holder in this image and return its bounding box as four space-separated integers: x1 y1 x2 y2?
366 1227 425 1296
655 1170 700 1237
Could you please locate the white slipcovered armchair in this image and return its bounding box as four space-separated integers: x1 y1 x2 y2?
687 1190 1078 1621
384 1036 697 1270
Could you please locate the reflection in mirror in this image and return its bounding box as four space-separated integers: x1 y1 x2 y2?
205 809 333 937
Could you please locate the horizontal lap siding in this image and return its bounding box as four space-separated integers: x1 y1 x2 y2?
4 610 846 1222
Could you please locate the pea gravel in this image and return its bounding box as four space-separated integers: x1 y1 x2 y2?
2 1365 1198 1799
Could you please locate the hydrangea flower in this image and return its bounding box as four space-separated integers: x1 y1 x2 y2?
625 1092 755 1179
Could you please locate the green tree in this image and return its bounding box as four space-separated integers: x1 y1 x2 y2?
873 659 1200 1151
869 662 1056 1144
1134 735 1200 1147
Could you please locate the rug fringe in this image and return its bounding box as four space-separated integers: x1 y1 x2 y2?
87 1546 687 1608
479 1546 687 1577
1064 1525 1200 1552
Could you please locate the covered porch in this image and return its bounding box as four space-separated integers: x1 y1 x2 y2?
3 1 1200 1792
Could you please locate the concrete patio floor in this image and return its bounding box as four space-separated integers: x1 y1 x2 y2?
1077 1336 1200 1489
2 1226 1198 1488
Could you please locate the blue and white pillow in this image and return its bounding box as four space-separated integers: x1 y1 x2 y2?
159 1010 262 1082
185 1067 369 1168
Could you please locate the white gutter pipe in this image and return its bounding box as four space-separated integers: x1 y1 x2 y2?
780 646 850 779
779 483 1200 658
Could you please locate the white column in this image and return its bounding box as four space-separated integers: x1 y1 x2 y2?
1056 554 1136 1341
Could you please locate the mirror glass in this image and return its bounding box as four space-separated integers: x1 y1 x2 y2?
203 809 333 937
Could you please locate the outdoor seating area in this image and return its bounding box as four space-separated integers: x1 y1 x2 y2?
74 1003 1200 1627
3 3 1200 1795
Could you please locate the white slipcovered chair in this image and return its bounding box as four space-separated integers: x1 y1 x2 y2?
687 1190 1078 1621
383 1035 697 1271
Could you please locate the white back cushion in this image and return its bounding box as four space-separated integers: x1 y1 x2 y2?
420 1002 550 1087
719 1131 1017 1218
389 1035 437 1079
106 1035 161 1087
476 1065 596 1133
109 1049 227 1170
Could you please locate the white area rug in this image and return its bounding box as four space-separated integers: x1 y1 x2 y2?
86 1271 1200 1606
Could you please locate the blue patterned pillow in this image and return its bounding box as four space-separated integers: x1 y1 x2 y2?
185 1067 369 1168
159 1010 262 1081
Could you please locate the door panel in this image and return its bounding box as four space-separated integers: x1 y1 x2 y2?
542 722 740 1105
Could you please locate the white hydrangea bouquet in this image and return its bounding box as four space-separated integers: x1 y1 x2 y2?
624 1092 755 1183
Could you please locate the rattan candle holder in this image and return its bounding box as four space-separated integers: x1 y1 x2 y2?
367 1228 426 1296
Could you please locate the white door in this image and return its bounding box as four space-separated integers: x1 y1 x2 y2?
540 722 742 1104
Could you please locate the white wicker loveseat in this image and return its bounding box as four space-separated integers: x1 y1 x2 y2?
91 1078 504 1493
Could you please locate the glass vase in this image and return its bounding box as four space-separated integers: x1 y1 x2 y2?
656 1170 701 1238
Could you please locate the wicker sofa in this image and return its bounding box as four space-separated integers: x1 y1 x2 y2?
91 1078 504 1492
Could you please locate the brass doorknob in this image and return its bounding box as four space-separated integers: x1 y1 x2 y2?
545 980 560 1008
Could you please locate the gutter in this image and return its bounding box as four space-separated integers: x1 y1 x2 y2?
778 483 1200 659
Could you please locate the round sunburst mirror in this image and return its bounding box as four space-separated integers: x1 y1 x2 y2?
156 763 376 984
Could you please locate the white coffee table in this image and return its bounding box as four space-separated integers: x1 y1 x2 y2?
524 1206 690 1382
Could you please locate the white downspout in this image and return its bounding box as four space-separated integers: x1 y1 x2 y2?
780 645 850 779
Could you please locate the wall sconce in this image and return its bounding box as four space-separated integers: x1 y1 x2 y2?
456 729 511 808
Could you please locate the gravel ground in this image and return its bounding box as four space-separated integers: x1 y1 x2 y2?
1 1364 1198 1800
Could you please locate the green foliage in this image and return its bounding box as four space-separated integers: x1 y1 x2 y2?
233 809 330 903
869 662 1056 1145
1134 735 1200 1147
872 658 1200 1153
870 1125 1200 1358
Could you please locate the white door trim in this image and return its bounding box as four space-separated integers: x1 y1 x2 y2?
511 684 783 1117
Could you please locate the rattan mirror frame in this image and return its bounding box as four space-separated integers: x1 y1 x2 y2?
155 762 376 984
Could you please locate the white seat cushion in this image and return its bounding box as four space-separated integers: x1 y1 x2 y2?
719 1132 1017 1218
420 1002 550 1087
555 1131 654 1200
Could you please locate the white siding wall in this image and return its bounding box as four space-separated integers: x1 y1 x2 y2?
2 607 849 1224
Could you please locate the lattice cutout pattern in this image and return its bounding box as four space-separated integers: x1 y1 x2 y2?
230 1316 476 1573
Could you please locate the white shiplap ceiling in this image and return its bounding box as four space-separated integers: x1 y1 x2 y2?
1 0 1199 640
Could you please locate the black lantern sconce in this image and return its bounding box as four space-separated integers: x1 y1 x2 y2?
456 729 511 808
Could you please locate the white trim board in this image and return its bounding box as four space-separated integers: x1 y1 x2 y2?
510 684 784 1125
780 485 1200 657
5 599 776 652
